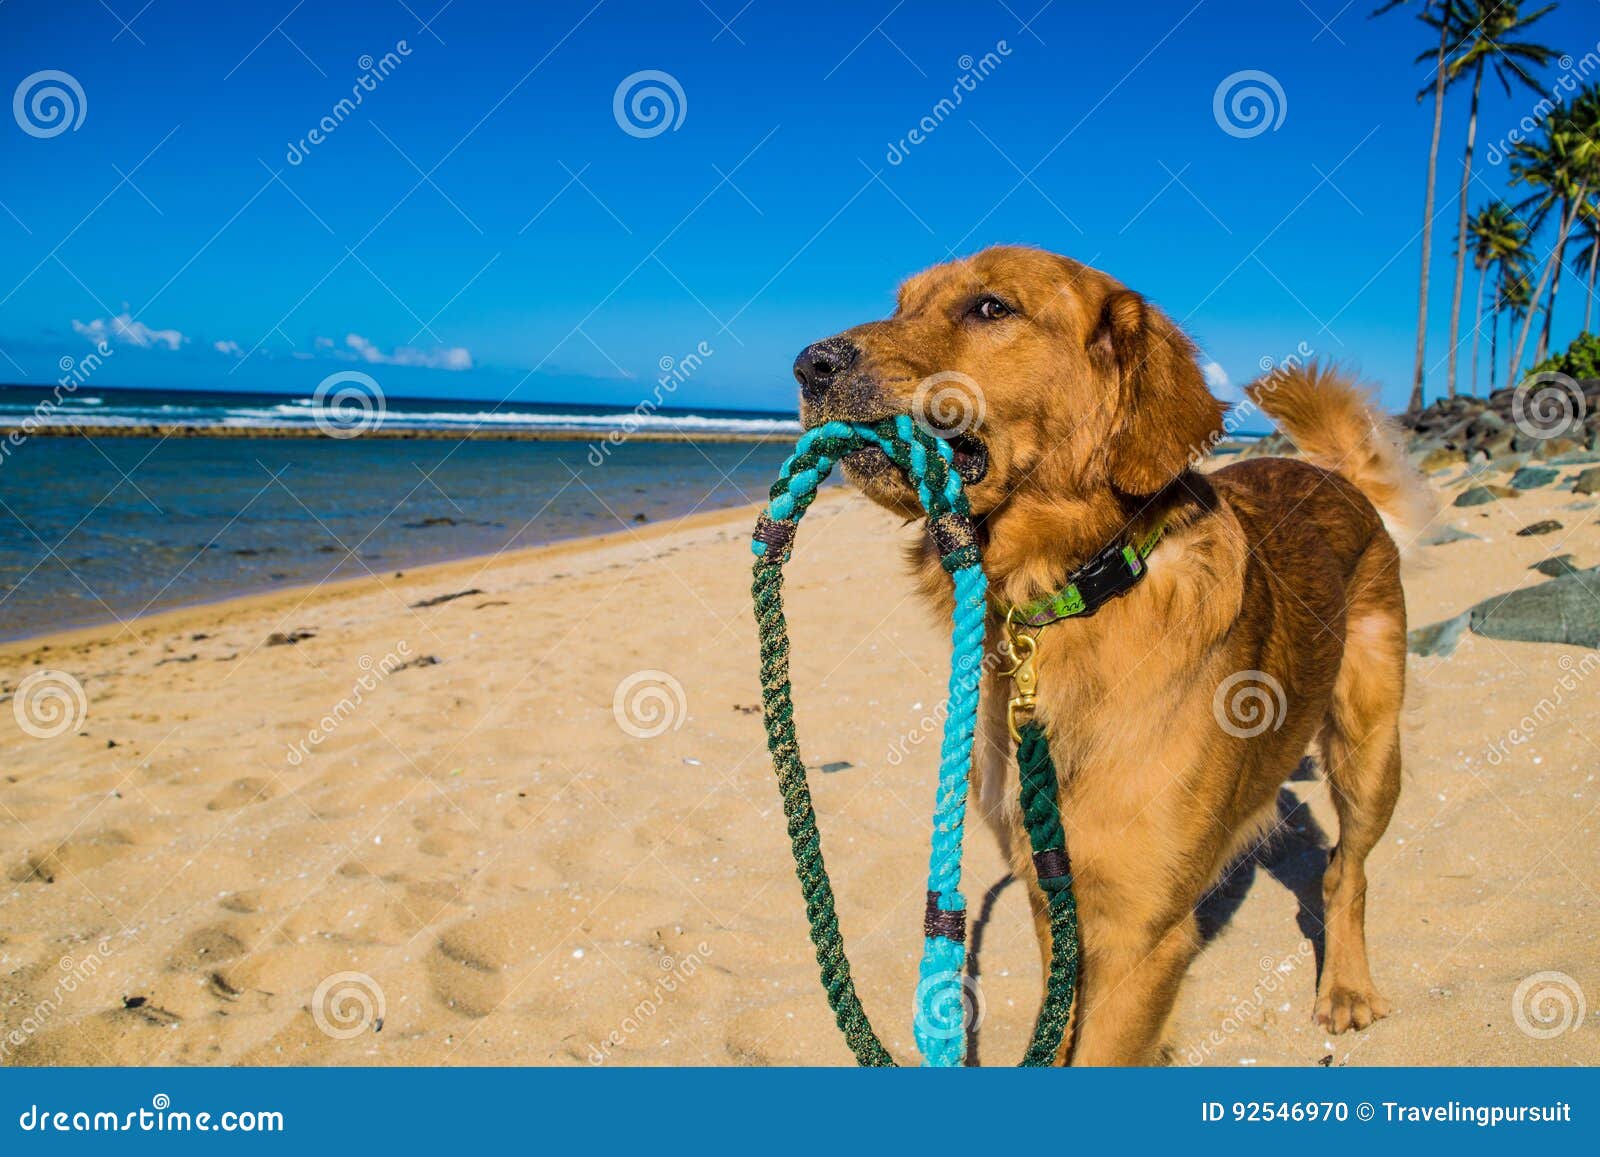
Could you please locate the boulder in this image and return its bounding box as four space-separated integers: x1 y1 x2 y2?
1516 520 1563 537
1408 612 1471 658
1572 466 1600 496
1419 525 1481 546
1469 569 1600 648
1453 485 1517 507
1508 466 1559 490
1531 555 1581 578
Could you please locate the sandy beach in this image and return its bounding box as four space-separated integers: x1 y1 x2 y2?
2 470 1597 1067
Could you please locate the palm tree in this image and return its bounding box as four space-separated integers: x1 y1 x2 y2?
1509 88 1600 376
1495 269 1534 392
1434 0 1557 397
1468 201 1529 395
1377 0 1454 411
1576 197 1600 334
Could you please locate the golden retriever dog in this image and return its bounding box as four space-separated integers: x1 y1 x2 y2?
792 245 1433 1065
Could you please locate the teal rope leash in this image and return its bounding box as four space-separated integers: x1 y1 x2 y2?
751 417 1079 1066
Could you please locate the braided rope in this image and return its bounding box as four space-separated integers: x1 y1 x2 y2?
751 418 1078 1066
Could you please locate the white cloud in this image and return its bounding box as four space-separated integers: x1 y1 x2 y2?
1202 360 1230 391
214 339 243 356
339 332 472 371
72 312 184 351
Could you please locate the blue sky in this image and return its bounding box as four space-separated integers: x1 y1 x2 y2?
2 0 1598 414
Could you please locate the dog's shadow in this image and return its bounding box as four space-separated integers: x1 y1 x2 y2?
962 764 1331 1064
1195 768 1331 969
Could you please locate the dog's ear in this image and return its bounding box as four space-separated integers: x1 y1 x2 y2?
1088 289 1225 496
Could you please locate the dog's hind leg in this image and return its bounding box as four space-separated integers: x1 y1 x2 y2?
1314 555 1405 1034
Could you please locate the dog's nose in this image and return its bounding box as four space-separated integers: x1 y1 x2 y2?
792 337 859 397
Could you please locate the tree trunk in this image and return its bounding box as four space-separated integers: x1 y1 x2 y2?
1472 260 1486 398
1410 19 1451 413
1491 306 1499 393
1512 185 1588 378
1447 63 1483 399
1586 236 1598 334
1537 195 1575 364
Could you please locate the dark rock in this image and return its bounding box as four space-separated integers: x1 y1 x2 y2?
394 654 440 670
1419 525 1481 546
1454 485 1515 507
409 588 484 609
264 630 314 646
1571 466 1600 496
1516 520 1563 537
1470 570 1600 648
1509 466 1559 490
819 761 854 774
1416 446 1460 473
1531 555 1581 578
1408 612 1471 658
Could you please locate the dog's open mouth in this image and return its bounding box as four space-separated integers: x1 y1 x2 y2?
844 430 989 486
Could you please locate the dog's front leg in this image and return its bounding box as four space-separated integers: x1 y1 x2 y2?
1067 905 1200 1065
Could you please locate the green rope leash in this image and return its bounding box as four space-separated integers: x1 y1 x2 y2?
751 417 1079 1066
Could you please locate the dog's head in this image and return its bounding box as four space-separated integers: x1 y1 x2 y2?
794 246 1225 536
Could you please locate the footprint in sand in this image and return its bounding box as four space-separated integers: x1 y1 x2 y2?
167 925 248 971
205 777 275 810
7 827 137 884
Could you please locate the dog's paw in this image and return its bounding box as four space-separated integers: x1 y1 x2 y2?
1313 985 1391 1034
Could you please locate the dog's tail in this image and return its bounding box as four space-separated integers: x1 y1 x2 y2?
1246 362 1436 548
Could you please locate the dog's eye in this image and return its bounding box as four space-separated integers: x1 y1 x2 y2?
971 296 1012 321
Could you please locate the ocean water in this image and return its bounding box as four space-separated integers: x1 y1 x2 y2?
0 384 801 437
0 387 799 640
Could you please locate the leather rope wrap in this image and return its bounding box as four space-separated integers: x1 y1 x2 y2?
751 416 1079 1066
